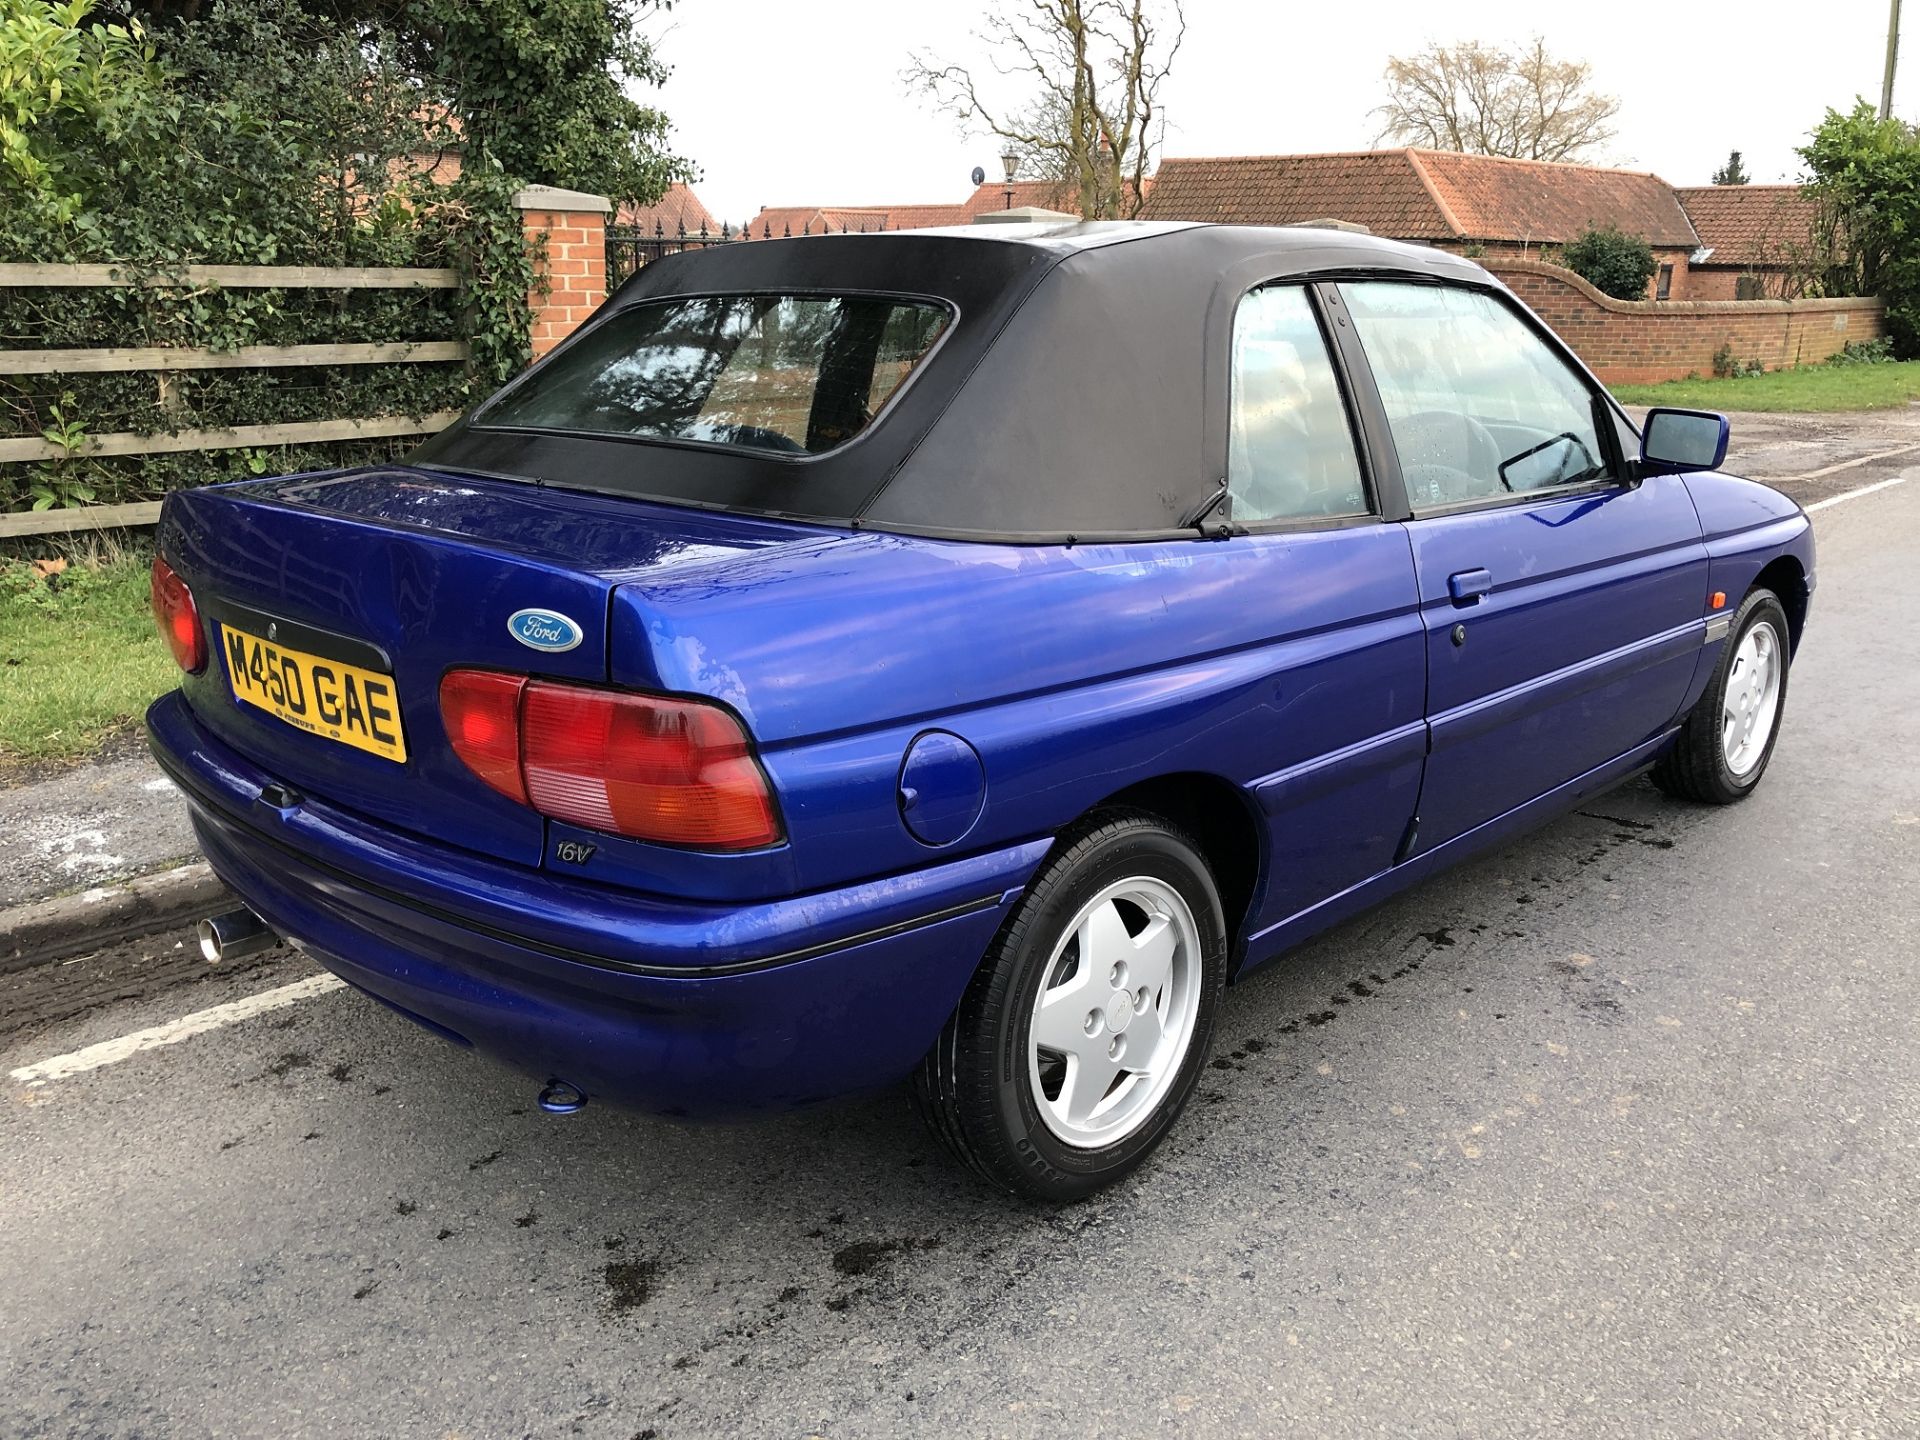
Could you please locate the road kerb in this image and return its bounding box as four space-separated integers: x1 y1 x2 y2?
0 862 231 975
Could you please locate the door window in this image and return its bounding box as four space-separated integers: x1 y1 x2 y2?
1342 282 1612 509
1227 285 1368 522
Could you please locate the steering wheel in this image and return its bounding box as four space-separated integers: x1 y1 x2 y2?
1400 463 1486 507
1393 411 1502 505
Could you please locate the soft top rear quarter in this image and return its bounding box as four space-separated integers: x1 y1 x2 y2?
414 221 1518 542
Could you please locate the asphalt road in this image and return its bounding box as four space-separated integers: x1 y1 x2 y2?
3 474 1917 1439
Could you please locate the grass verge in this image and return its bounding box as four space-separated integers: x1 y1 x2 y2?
1 542 176 763
1613 361 1920 413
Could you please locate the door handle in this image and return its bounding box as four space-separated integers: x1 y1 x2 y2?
1448 567 1494 604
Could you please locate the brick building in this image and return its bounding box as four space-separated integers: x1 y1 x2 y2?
1673 185 1822 300
1141 149 1702 300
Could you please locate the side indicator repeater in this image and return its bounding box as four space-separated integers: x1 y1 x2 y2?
1709 591 1727 611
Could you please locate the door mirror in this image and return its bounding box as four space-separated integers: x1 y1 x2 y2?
1640 408 1729 474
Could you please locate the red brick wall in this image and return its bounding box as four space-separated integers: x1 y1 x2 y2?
1485 258 1884 383
1686 268 1745 303
514 186 612 358
1685 268 1801 302
1441 242 1696 299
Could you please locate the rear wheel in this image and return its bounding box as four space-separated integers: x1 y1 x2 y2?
913 812 1227 1202
1653 589 1792 805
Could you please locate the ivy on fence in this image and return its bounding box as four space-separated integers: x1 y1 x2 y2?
0 0 541 518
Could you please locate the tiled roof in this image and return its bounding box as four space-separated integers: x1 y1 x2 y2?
1142 149 1699 249
741 202 969 237
873 203 975 229
1675 185 1819 267
1415 150 1697 249
616 182 725 237
1143 151 1455 236
740 177 1137 238
962 178 1080 214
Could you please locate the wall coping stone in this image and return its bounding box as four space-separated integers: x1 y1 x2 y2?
1484 257 1881 316
512 184 613 215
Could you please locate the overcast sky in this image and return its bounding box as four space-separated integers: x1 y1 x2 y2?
642 0 1905 225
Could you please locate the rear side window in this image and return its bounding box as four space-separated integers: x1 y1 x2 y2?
1228 285 1368 522
477 295 951 457
1342 281 1609 508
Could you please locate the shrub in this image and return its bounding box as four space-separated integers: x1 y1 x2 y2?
1827 337 1895 366
1562 224 1659 300
0 0 539 509
1710 344 1765 379
1801 103 1920 357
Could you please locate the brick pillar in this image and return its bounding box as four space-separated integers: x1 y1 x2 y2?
512 184 613 358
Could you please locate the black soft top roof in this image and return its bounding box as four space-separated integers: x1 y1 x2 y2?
412 220 1497 541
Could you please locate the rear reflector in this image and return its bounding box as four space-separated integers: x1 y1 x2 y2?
438 670 782 851
439 670 528 804
150 554 206 674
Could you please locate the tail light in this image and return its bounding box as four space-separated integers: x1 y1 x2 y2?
439 670 528 804
150 554 206 674
439 670 782 851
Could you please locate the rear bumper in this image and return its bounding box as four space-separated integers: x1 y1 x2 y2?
147 691 1041 1116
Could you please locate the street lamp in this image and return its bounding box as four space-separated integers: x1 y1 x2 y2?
1000 147 1019 210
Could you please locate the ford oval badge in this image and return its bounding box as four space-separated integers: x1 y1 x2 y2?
507 608 584 654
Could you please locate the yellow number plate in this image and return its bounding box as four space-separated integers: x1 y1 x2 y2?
219 623 408 764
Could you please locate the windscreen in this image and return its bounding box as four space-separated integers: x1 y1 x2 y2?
476 294 951 457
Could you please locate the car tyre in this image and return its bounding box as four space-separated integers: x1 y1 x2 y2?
1652 588 1793 805
912 811 1227 1202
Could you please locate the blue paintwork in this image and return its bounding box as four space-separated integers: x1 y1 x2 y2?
897 731 987 848
146 399 1814 1120
1407 474 1710 849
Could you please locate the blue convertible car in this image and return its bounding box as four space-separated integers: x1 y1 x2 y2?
148 221 1810 1199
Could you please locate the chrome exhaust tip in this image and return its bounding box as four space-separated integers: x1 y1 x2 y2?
197 908 277 964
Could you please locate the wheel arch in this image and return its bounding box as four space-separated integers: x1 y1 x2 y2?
1752 554 1808 652
1084 771 1265 963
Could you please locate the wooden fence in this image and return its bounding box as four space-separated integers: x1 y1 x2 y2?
0 262 469 539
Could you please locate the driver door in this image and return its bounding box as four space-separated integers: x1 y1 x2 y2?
1337 279 1709 852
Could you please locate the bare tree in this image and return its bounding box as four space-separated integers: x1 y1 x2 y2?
1374 38 1619 163
905 0 1184 219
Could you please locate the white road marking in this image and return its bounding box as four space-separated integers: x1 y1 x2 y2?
1805 474 1913 512
1779 442 1920 482
9 974 346 1086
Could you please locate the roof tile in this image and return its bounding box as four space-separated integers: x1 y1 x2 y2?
1674 185 1819 266
1142 148 1699 249
1412 151 1697 248
616 182 726 237
1142 151 1453 236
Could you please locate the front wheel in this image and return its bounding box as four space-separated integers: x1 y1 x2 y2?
1653 588 1792 804
912 812 1227 1202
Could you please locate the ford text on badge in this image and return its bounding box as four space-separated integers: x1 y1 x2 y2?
507 609 584 653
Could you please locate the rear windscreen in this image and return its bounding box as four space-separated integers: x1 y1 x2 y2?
475 294 951 457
